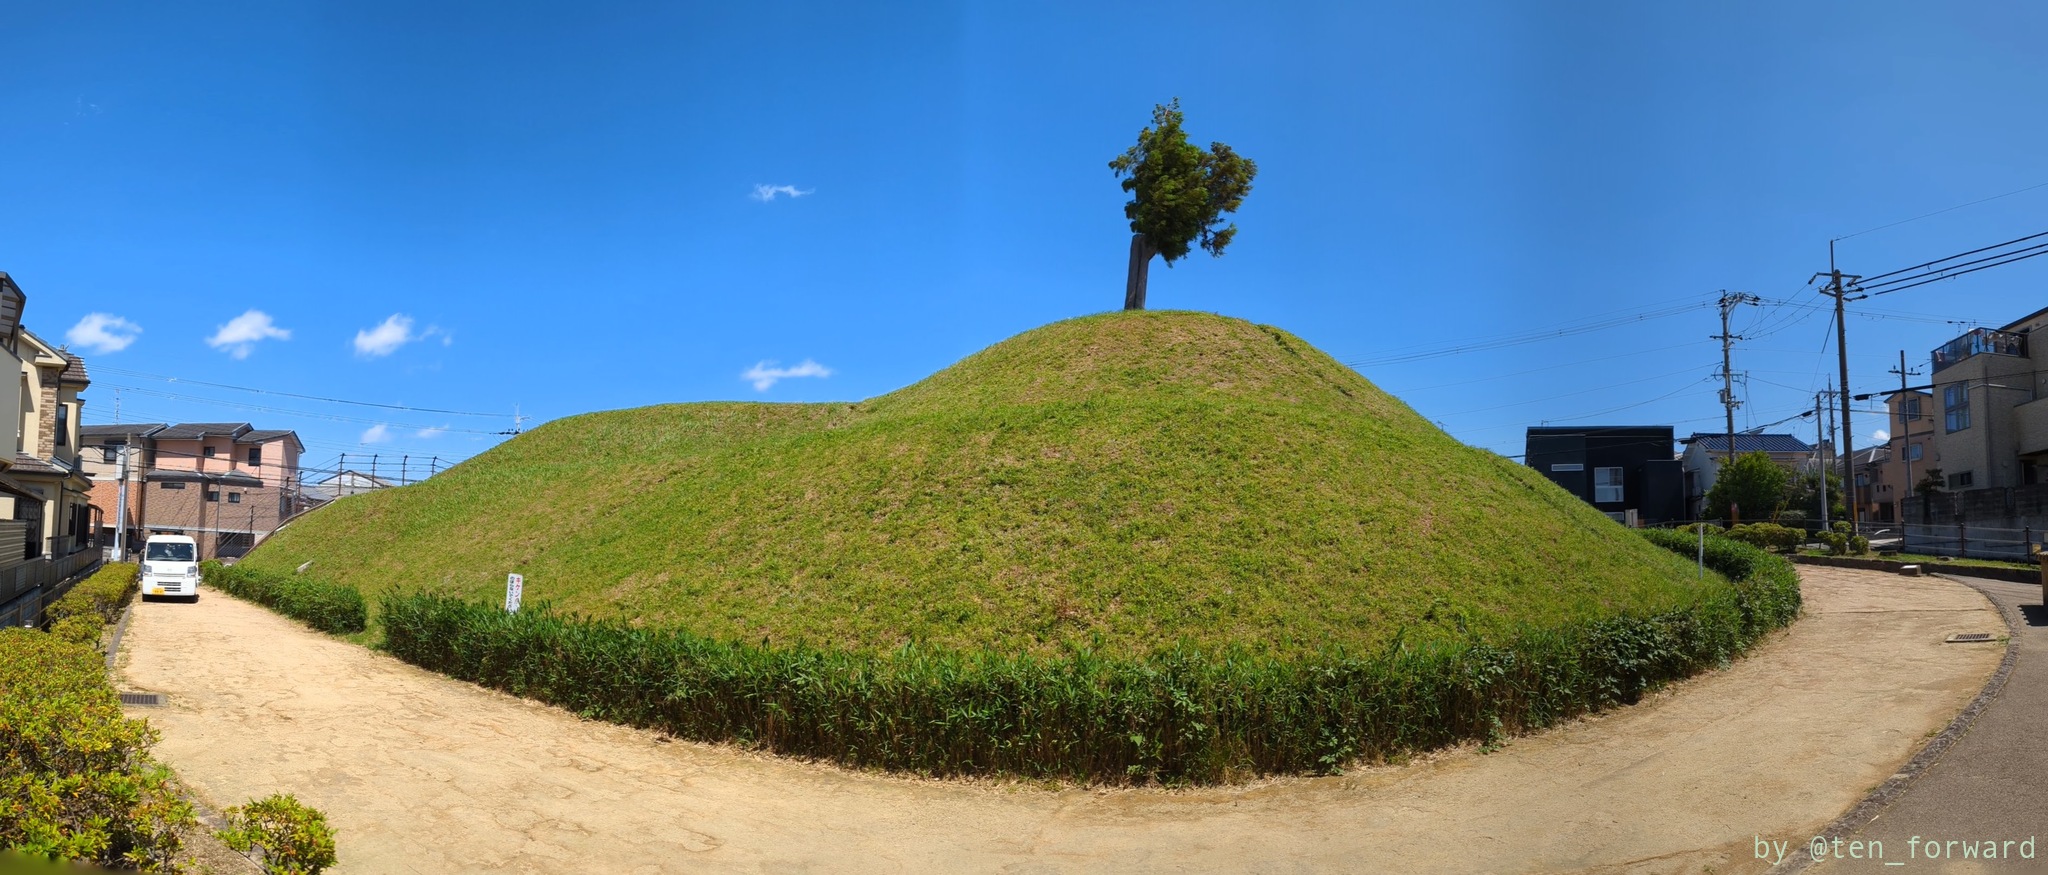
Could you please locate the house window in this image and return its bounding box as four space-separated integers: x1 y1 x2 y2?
227 492 241 504
1948 471 1974 489
1944 385 1971 433
101 446 118 463
1902 397 1922 419
55 404 68 446
246 447 262 466
203 446 218 458
1856 473 1869 487
1906 444 1923 462
1593 467 1624 503
161 482 186 490
205 490 220 502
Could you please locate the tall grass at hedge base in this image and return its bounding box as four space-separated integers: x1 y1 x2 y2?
200 562 367 635
0 628 194 871
380 532 1800 785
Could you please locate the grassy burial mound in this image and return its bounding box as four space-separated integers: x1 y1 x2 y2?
242 311 1800 781
253 311 1709 657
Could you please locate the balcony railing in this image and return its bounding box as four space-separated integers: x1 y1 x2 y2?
1932 328 2027 372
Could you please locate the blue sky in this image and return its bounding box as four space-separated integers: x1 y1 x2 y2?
4 2 2046 479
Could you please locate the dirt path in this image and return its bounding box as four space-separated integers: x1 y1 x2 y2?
117 567 2001 875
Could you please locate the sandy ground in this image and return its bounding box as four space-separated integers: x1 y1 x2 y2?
115 566 2002 875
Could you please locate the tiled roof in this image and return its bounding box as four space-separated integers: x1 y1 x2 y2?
59 354 88 384
1682 433 1816 454
144 469 268 486
234 429 304 452
154 422 252 441
80 423 165 438
10 454 65 476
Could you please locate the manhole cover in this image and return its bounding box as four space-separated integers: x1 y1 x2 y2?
1944 633 1997 644
118 692 165 706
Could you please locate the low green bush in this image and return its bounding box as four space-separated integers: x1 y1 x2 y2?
0 628 194 871
216 794 337 875
49 613 106 651
378 531 1802 784
201 563 366 635
45 563 140 627
1725 523 1803 553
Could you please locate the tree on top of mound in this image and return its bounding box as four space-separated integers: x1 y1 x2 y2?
1108 98 1257 311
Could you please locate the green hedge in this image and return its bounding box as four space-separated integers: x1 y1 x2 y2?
201 563 367 635
45 563 139 627
378 531 1802 784
0 629 194 870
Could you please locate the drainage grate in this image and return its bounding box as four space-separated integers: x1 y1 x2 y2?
119 692 165 706
1944 633 1997 644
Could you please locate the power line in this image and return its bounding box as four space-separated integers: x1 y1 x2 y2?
98 384 504 434
1343 297 1717 368
1863 246 2048 297
1835 181 2048 241
89 365 508 418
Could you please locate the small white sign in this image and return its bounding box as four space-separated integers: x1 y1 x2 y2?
504 573 524 613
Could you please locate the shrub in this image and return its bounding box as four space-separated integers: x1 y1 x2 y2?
202 564 366 635
0 628 194 871
45 563 140 627
216 794 337 875
1725 523 1802 553
377 531 1800 784
48 613 105 651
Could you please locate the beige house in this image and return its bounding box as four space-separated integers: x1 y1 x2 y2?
1923 307 2048 491
0 271 104 626
1854 389 1936 524
80 422 163 557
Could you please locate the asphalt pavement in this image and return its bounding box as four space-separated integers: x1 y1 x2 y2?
1806 573 2048 874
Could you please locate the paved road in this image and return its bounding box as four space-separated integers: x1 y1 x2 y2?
1808 574 2048 875
115 567 2000 875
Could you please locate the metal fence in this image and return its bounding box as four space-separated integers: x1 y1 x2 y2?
0 548 105 628
1881 521 2042 562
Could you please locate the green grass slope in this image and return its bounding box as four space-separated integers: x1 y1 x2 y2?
248 311 1713 659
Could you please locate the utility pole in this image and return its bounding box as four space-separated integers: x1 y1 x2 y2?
1714 291 1761 462
1815 390 1829 530
112 444 130 560
1890 351 1922 522
1816 243 1864 530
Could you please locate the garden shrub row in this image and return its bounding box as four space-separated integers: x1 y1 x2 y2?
0 628 194 871
379 531 1802 784
201 563 367 635
44 562 140 651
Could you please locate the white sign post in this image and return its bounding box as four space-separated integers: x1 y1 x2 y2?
504 573 524 613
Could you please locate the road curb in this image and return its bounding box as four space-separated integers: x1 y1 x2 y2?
105 597 136 673
1768 573 2020 874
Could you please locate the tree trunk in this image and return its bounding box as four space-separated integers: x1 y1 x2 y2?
1123 233 1157 310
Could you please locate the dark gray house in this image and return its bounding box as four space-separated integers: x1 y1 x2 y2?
1524 426 1685 525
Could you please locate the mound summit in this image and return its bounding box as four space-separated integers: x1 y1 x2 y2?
249 311 1711 658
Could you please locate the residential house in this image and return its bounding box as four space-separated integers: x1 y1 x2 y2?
1923 307 2048 491
302 469 393 503
1856 389 1935 524
142 423 306 559
1679 432 1823 520
9 329 95 560
80 423 164 558
0 271 105 626
1523 426 1685 525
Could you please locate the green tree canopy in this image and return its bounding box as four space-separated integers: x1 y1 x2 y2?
1108 98 1257 310
1780 470 1845 524
1704 452 1788 524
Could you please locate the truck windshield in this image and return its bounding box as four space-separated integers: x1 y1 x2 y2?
146 543 196 562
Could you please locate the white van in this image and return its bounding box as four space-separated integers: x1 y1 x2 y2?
142 535 201 600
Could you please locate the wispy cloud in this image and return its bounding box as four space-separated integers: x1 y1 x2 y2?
360 423 391 444
750 184 813 202
66 313 142 354
207 310 290 359
354 313 444 358
417 426 447 439
742 359 832 391
1872 429 1890 443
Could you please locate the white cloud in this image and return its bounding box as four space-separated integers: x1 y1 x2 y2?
207 310 290 359
354 314 418 357
417 426 447 439
1872 429 1890 443
66 313 142 354
360 423 391 444
750 184 813 202
742 359 832 391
